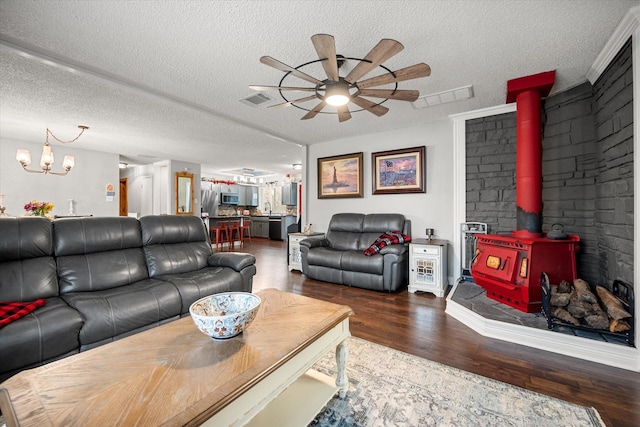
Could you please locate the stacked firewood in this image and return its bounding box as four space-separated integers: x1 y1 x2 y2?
549 279 632 333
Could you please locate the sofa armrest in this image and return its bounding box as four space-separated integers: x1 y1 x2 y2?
299 237 329 249
379 244 408 256
208 253 256 272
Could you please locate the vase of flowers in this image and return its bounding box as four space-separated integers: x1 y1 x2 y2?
24 201 54 217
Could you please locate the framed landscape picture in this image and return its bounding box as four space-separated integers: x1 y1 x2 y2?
317 152 364 199
372 146 425 194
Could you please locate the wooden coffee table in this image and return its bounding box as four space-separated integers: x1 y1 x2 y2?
0 289 352 426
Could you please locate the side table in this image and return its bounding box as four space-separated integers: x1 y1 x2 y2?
408 238 448 297
289 232 324 272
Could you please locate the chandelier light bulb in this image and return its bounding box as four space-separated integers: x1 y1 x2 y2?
62 155 75 170
40 144 54 169
16 149 32 166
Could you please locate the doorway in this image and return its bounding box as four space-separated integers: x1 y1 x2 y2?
119 178 128 216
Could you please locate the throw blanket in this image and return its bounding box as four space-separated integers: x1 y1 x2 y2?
364 230 411 256
0 299 46 327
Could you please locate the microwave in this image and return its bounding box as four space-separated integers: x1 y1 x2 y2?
221 193 239 205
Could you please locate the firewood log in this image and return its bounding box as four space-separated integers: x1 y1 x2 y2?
557 280 572 294
550 292 570 307
584 313 610 330
552 307 580 326
567 290 591 318
573 279 598 304
596 286 632 320
609 318 631 333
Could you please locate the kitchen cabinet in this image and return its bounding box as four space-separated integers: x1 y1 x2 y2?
251 216 270 238
237 185 258 207
282 183 298 206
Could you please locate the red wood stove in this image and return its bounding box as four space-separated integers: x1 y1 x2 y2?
471 71 580 313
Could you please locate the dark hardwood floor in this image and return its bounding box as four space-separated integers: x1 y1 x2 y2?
230 238 639 427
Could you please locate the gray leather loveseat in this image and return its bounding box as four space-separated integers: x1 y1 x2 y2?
0 215 256 381
300 213 411 292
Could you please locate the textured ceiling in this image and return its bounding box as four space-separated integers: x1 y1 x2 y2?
0 1 636 178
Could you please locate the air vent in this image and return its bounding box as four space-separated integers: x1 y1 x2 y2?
412 85 474 109
239 92 273 107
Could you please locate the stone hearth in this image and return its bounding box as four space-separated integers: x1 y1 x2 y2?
445 280 637 371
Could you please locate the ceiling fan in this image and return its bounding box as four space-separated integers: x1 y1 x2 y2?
249 34 431 122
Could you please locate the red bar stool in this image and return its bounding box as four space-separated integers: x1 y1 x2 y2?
240 219 252 245
210 222 230 251
227 221 242 249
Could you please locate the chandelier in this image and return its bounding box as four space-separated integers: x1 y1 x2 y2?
16 125 89 176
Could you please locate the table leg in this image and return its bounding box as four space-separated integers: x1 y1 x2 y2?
335 338 349 398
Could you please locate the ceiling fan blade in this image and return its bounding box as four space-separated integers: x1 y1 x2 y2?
311 34 339 81
350 96 389 117
337 105 352 122
260 56 324 85
249 85 316 92
269 95 318 109
344 39 404 83
356 63 431 89
358 89 420 102
301 102 326 120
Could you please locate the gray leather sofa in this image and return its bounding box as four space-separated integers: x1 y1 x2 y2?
0 215 256 381
300 213 411 292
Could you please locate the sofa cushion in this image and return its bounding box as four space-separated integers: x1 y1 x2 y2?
54 216 143 256
0 217 59 301
306 247 344 270
157 267 246 314
1 257 59 300
61 278 182 347
363 231 412 256
0 297 83 375
341 251 384 275
144 242 212 276
140 215 211 276
54 217 150 293
325 213 365 250
57 248 150 293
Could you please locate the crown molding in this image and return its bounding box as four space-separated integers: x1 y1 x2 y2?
586 5 640 84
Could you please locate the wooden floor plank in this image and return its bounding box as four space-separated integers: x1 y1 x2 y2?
231 238 640 427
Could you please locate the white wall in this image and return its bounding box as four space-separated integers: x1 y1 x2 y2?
0 137 119 217
303 118 456 278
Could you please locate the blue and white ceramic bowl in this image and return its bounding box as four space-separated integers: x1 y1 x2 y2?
189 292 261 339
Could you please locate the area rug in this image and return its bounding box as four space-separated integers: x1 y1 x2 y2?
309 337 605 427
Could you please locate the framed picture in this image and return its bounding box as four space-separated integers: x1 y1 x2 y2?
317 152 364 199
372 146 426 194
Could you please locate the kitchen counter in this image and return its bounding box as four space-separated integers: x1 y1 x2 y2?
250 215 296 240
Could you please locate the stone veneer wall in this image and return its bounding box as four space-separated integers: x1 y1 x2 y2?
466 38 633 287
593 38 634 285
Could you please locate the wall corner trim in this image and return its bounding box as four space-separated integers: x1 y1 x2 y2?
587 5 640 84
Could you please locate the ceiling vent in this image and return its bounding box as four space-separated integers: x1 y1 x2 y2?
412 85 474 109
239 92 272 107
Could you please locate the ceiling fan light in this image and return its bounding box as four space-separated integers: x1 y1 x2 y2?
324 82 351 107
325 94 350 106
